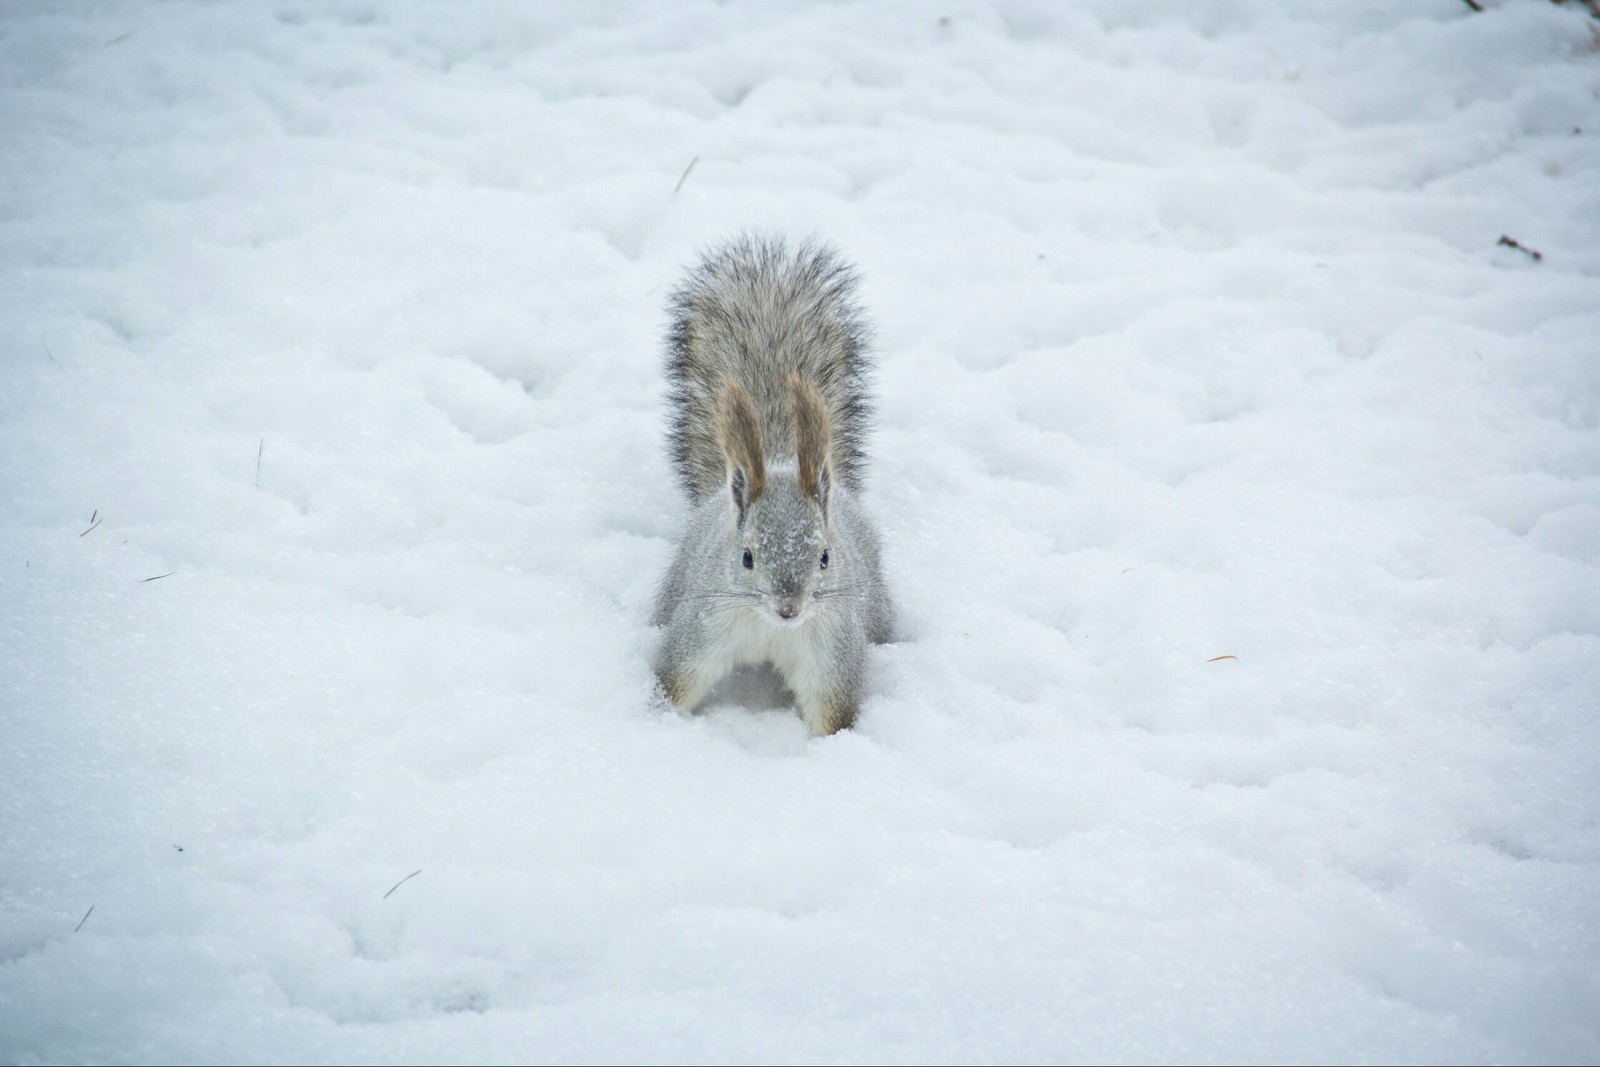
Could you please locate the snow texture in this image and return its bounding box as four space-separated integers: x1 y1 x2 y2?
2 1 1598 1063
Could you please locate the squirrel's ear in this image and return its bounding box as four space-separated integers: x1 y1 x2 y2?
790 374 833 518
716 382 765 524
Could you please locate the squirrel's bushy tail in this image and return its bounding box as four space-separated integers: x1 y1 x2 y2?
664 234 873 501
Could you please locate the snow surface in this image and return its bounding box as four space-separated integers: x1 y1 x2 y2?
2 1 1598 1062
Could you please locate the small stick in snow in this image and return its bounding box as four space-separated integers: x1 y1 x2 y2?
1460 0 1484 11
42 341 57 365
255 437 264 488
383 869 422 900
1497 235 1543 262
80 511 101 537
142 571 174 582
1207 654 1238 663
73 905 95 932
673 156 700 196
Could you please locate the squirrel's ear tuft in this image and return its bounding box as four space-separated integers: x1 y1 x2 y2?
716 382 765 522
790 373 833 514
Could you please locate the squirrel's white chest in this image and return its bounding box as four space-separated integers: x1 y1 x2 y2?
718 603 836 680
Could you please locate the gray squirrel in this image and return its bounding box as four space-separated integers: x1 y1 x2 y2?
651 235 893 735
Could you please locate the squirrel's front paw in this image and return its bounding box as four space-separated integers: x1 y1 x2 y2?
654 657 717 714
800 696 858 737
654 670 688 709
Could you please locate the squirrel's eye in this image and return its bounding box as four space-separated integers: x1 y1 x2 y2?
742 549 754 569
820 550 829 570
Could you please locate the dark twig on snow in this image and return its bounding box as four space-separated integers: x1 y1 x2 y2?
1461 0 1484 10
383 869 422 900
80 510 101 537
142 571 175 582
73 905 95 932
673 156 699 196
255 437 264 488
1498 235 1543 262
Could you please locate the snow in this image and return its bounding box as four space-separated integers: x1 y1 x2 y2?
2 0 1598 1062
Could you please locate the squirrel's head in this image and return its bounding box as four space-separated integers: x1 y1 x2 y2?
715 376 835 626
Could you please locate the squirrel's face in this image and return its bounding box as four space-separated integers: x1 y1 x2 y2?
731 477 831 625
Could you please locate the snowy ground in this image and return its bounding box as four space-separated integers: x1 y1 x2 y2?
2 1 1598 1062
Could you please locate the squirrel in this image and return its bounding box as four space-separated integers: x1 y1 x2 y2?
651 235 894 736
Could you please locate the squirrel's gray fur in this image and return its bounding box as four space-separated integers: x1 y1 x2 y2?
652 235 893 736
